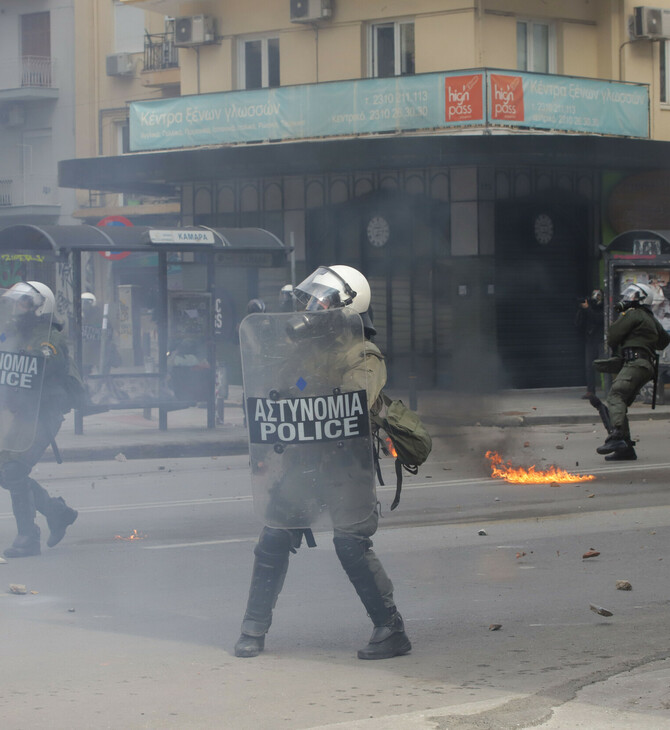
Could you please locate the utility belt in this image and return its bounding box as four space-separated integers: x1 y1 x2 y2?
622 347 651 363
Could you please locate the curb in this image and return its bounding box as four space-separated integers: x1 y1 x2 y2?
42 439 249 463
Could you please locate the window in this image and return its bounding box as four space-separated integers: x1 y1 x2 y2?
20 12 52 87
517 20 555 74
238 37 280 90
370 21 415 78
662 41 670 104
114 0 145 54
21 12 50 58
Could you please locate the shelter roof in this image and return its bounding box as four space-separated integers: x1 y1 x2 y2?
0 224 285 259
58 135 670 197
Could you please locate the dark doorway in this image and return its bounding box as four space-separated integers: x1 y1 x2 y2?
305 191 449 388
495 199 589 388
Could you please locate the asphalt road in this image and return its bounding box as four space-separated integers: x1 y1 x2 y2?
1 420 670 729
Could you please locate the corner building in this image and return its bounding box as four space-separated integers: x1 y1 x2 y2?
60 1 670 390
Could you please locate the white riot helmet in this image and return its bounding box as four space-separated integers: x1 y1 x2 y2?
81 292 97 307
620 283 652 306
3 281 54 317
294 265 371 314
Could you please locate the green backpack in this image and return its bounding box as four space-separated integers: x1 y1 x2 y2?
371 392 433 510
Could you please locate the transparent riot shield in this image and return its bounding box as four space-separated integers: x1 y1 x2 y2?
240 309 377 530
0 288 51 452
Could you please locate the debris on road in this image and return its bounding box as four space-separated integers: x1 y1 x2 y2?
616 580 632 591
583 549 600 559
9 584 27 595
590 604 613 617
0 557 6 564
478 529 487 536
489 624 502 631
114 452 127 462
516 552 526 559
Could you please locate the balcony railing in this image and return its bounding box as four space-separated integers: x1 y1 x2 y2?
0 56 57 91
144 32 179 72
0 176 59 207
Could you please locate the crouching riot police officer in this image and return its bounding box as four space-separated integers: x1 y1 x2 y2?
234 265 411 660
596 283 670 461
0 282 78 558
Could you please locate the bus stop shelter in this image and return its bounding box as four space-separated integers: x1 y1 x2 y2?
0 224 286 432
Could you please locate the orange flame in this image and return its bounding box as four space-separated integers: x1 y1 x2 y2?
114 529 146 541
485 451 595 484
385 437 397 458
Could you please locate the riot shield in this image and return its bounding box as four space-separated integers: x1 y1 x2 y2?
240 309 377 530
0 288 51 452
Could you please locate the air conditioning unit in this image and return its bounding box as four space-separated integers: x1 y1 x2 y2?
174 15 216 46
106 53 134 77
633 6 670 39
290 0 332 23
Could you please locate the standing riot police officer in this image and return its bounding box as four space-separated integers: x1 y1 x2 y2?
234 265 411 660
597 283 670 461
0 282 79 558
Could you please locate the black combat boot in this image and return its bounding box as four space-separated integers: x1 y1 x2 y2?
605 441 637 461
234 528 292 658
4 526 41 558
46 497 78 547
596 430 628 455
357 610 412 660
234 634 265 658
334 535 411 660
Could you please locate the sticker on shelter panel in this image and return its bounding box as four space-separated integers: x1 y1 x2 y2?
247 390 368 445
490 74 525 121
444 74 484 122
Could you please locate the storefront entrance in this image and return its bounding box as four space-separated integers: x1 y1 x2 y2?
495 198 590 388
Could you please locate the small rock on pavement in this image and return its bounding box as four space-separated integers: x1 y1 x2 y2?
0 557 6 564
590 604 613 617
478 529 488 536
9 584 27 595
583 549 600 559
489 624 502 631
616 580 632 591
115 452 127 462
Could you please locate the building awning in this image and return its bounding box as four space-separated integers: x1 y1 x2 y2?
606 230 670 255
58 135 670 197
0 224 286 264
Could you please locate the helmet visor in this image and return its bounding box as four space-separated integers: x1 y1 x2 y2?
621 284 645 303
294 282 342 311
2 282 43 315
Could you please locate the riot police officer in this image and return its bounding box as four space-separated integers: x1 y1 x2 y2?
234 265 411 660
597 283 670 460
0 282 79 557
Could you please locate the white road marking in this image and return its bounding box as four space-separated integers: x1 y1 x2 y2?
143 538 256 549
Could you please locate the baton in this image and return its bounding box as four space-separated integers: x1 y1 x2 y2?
50 437 63 464
651 354 659 410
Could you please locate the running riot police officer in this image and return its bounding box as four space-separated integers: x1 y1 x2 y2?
234 265 411 660
597 283 670 461
0 282 79 558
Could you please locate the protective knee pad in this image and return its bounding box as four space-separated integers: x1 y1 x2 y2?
0 460 31 491
256 527 293 558
333 534 367 572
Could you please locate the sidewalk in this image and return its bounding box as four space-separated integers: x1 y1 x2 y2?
47 385 670 462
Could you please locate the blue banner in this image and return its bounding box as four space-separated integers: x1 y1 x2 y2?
129 70 648 152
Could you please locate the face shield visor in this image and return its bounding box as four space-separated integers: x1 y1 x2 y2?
1 282 44 318
293 267 355 312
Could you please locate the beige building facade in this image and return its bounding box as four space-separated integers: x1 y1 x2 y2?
60 1 670 390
